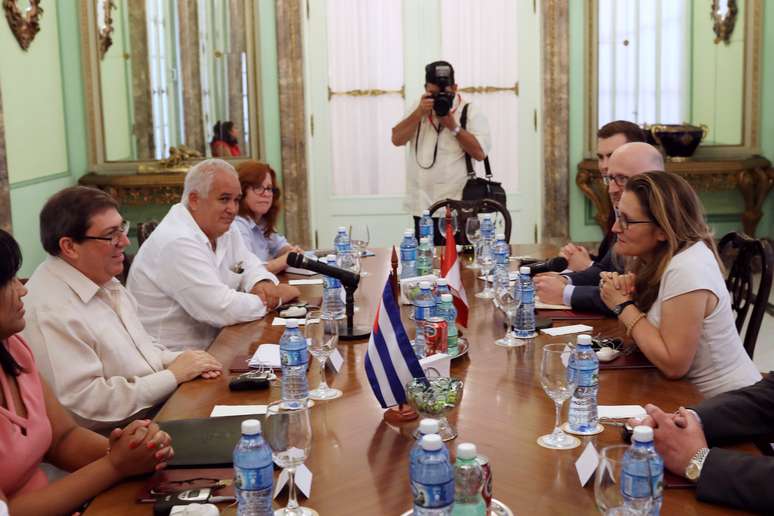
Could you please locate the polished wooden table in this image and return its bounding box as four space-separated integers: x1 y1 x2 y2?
85 245 754 515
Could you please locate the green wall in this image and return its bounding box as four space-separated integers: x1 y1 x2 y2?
570 0 774 244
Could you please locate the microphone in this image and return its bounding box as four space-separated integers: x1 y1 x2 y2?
286 252 360 289
527 256 569 276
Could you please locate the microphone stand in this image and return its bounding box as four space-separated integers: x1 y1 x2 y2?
339 283 371 341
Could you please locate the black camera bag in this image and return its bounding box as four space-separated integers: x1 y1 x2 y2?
459 104 506 210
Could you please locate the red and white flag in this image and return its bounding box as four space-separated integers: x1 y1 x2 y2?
440 211 469 327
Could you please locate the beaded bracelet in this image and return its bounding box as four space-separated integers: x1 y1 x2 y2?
625 311 646 336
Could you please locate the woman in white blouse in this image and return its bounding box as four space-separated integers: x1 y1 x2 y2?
600 172 760 397
234 161 302 273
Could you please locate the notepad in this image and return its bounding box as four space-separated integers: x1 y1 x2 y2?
210 405 267 417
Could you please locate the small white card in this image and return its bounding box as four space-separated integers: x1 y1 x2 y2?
288 278 324 285
248 344 282 368
210 405 267 417
598 405 647 420
575 442 600 487
273 464 313 498
272 317 311 326
541 324 594 336
419 353 451 377
328 348 344 372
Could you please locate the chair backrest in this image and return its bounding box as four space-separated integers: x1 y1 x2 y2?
718 232 774 359
120 220 159 285
428 198 512 244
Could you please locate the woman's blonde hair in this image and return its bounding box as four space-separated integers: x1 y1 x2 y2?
624 172 721 312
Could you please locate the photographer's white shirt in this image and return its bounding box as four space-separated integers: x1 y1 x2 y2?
404 95 491 216
128 203 278 351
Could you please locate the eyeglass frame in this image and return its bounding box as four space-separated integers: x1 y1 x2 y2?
601 173 629 187
614 209 653 231
80 220 131 246
250 185 279 196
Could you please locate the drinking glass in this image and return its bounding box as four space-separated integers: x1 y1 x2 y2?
537 344 581 449
475 242 495 299
465 217 482 270
494 283 523 347
595 445 654 515
264 401 314 516
437 210 459 243
349 225 370 277
305 310 342 400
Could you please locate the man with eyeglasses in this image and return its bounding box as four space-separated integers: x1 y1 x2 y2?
21 186 223 432
534 139 664 315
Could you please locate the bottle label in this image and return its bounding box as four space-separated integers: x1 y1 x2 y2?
235 463 273 491
411 479 454 509
415 305 432 321
620 470 652 499
520 287 534 304
401 248 417 262
574 367 598 387
281 348 308 366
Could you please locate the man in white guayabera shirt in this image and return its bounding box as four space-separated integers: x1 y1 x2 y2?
128 159 299 351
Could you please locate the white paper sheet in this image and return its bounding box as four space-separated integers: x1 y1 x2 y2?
210 405 267 417
575 442 600 486
540 324 594 336
285 266 318 276
419 353 451 377
249 344 282 368
598 405 647 420
272 317 311 326
535 301 572 310
288 278 324 286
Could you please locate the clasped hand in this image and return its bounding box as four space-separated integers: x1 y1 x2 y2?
599 271 635 309
106 419 174 477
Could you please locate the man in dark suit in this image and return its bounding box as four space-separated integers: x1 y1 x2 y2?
637 373 774 513
534 128 663 315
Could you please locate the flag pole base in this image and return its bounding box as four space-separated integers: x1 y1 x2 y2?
339 325 371 341
383 404 418 424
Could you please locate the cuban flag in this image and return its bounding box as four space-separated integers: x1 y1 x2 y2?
440 213 470 327
364 280 426 408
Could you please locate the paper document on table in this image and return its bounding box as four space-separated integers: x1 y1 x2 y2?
540 324 594 336
210 405 267 417
288 278 323 285
598 405 647 420
272 317 314 326
249 344 282 368
286 266 317 276
535 300 572 310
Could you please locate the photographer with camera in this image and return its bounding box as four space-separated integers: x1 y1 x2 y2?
392 61 490 243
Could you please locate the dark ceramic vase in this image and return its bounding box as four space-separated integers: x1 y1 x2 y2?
649 124 709 161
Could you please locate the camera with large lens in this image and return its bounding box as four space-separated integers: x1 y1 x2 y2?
431 64 454 116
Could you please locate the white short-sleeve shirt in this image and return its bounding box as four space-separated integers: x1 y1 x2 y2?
646 241 761 397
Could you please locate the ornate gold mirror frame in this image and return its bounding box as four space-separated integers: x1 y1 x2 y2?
97 0 115 59
712 0 739 44
3 0 43 50
584 0 763 159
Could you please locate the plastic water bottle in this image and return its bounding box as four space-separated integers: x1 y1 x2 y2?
437 293 459 357
409 419 446 474
621 426 664 515
279 319 308 409
333 226 350 254
400 229 418 279
411 434 454 516
451 443 486 516
514 266 536 338
567 334 599 433
413 281 436 358
321 254 345 320
492 233 511 294
480 214 495 245
233 419 273 516
419 209 434 242
417 237 433 277
433 278 451 314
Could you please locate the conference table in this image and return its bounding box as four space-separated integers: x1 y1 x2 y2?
85 245 755 515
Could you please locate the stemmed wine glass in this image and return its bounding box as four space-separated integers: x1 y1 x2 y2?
264 401 315 516
537 344 581 450
465 217 482 270
494 282 523 347
595 445 654 515
437 210 459 243
475 242 495 299
305 310 342 400
349 225 370 277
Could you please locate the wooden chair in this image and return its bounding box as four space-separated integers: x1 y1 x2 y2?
119 220 159 285
428 198 512 245
718 232 774 359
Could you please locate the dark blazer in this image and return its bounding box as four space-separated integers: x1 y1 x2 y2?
693 373 774 512
564 242 622 316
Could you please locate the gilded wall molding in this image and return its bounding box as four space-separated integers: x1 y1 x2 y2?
0 85 10 232
177 0 204 154
3 0 42 50
275 0 311 247
541 0 570 242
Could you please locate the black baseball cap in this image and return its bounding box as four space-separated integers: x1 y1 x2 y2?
425 61 455 86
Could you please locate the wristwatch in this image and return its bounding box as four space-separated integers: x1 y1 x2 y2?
612 300 636 316
685 447 710 482
451 125 461 137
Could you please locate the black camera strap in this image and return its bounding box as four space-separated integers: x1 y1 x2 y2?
414 114 443 170
461 103 493 180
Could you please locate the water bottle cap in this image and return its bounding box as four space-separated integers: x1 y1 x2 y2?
441 293 453 302
421 433 443 451
241 419 261 435
337 226 347 233
436 278 448 286
632 425 654 443
286 319 299 328
419 281 432 290
520 266 531 274
418 418 440 435
422 209 430 216
496 233 505 240
577 334 592 346
456 442 477 460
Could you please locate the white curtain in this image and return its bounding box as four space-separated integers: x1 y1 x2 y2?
441 0 520 193
327 0 404 196
598 0 690 127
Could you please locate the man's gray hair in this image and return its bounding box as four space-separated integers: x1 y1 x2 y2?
181 158 238 206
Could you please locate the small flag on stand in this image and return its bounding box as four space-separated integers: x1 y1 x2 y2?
440 209 469 327
365 279 426 408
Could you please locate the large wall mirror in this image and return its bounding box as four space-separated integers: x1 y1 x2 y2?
81 0 262 171
586 0 763 158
